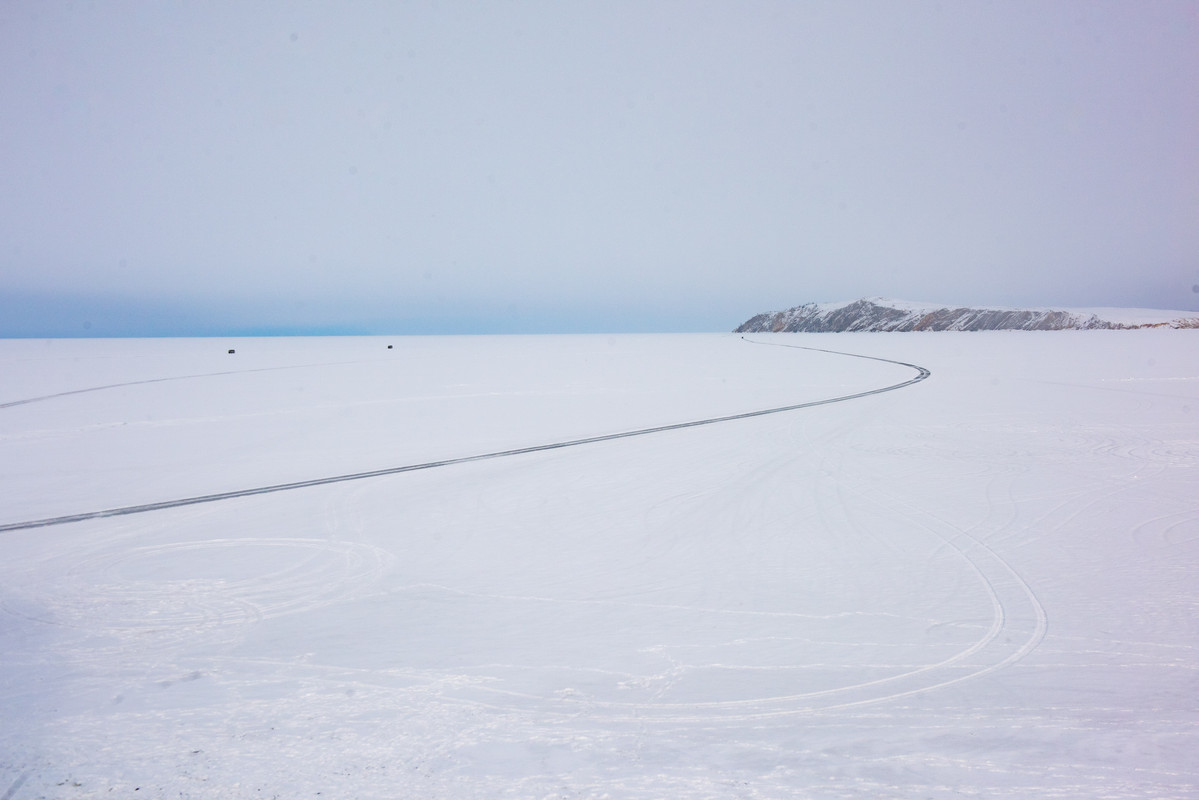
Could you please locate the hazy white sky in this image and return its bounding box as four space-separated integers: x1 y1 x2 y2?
2 1 1197 335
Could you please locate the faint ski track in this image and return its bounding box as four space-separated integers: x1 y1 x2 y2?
0 537 394 664
0 357 379 410
0 338 929 533
0 772 28 800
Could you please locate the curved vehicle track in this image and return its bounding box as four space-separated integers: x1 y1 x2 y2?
0 339 1052 718
0 340 927 533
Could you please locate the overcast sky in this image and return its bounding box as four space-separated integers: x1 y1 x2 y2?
2 1 1197 336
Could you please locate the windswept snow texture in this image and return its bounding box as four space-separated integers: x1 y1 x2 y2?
736 297 1199 332
1 332 1196 799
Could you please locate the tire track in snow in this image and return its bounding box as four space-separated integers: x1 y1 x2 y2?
0 339 929 533
403 340 1044 721
430 467 1049 722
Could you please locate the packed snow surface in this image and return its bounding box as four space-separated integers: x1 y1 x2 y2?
1 332 1196 798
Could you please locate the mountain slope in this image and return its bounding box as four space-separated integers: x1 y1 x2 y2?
735 298 1199 333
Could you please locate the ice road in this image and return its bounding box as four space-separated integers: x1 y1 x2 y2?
0 332 1195 798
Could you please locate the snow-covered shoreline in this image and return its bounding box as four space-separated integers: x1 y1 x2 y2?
737 297 1199 332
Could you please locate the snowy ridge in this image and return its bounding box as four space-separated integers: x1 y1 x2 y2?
735 297 1199 333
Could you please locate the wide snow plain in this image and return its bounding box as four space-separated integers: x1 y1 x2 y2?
1 332 1196 799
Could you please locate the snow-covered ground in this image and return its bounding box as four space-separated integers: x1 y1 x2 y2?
1 331 1195 799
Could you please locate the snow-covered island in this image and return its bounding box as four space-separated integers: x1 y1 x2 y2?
736 297 1199 332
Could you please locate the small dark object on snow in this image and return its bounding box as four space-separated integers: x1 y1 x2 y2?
227 349 235 354
387 344 393 349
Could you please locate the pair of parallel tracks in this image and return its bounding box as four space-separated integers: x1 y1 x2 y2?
0 340 927 533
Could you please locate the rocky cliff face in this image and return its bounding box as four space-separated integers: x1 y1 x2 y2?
735 298 1199 333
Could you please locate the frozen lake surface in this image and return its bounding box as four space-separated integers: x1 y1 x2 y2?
1 332 1196 798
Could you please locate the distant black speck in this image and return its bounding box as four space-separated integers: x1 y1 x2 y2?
387 345 393 349
228 349 235 354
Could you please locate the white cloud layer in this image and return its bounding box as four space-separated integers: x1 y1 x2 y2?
2 2 1197 333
